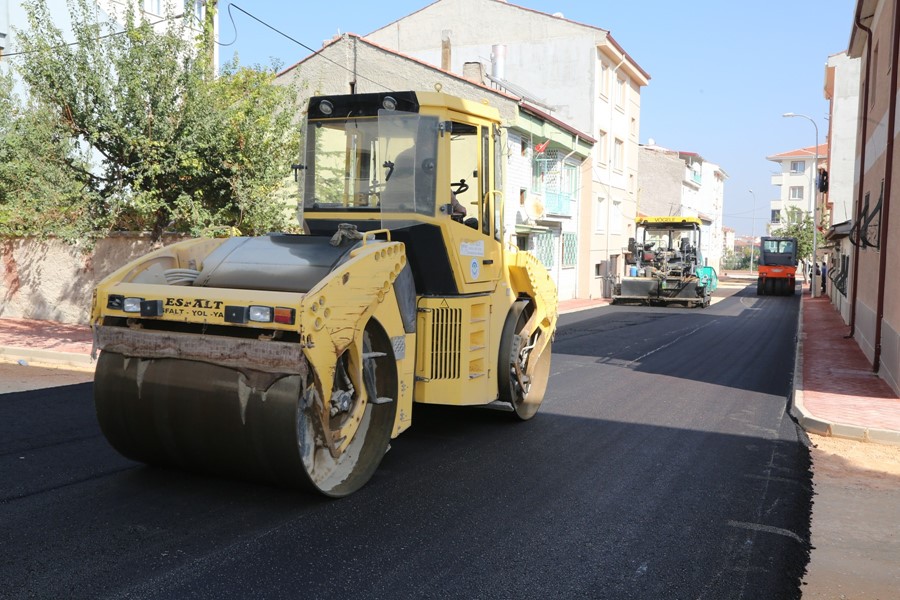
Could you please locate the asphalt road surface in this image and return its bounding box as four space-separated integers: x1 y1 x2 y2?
0 284 811 600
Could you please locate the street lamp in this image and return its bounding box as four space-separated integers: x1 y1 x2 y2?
782 112 819 298
749 188 757 272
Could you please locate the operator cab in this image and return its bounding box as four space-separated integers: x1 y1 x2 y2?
296 91 505 295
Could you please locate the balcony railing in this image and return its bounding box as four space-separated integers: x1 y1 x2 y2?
542 191 573 216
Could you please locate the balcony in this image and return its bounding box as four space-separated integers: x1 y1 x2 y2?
542 191 573 216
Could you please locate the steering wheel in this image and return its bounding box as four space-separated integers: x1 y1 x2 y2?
451 179 469 195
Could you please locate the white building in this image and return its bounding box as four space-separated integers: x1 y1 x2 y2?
275 33 594 300
766 143 828 232
1 0 218 70
638 144 727 272
365 0 650 298
723 227 735 256
822 51 861 322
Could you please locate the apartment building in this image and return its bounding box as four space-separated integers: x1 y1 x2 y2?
822 51 861 322
275 33 594 300
847 0 900 393
0 0 217 69
99 1 218 67
637 144 726 272
0 1 7 57
364 0 649 299
766 143 828 232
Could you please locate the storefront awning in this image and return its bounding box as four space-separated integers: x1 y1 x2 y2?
515 223 551 234
826 220 852 240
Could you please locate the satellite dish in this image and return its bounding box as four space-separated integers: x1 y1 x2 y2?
529 195 545 219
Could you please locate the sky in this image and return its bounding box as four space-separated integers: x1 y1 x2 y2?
220 0 856 237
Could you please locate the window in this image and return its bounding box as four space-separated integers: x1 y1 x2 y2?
789 186 804 201
144 0 162 14
596 130 607 165
771 210 781 224
630 117 637 138
616 77 626 107
561 233 577 268
599 62 609 98
612 138 624 172
611 200 622 232
562 163 578 197
533 232 555 269
790 161 805 174
186 0 205 19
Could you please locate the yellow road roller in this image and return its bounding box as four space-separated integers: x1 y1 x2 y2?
91 91 558 496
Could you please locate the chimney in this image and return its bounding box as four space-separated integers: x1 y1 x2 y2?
441 30 451 71
491 44 506 80
463 62 486 84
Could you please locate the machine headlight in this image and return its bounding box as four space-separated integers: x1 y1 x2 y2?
248 306 273 323
123 297 144 313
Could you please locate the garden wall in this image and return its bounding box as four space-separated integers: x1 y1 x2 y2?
1 234 184 325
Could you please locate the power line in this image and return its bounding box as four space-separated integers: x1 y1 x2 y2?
222 4 393 91
0 11 186 58
4 2 395 92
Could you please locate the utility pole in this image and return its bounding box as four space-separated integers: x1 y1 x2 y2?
749 189 757 272
783 112 819 297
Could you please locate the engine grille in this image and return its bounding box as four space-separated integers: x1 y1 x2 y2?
430 307 462 379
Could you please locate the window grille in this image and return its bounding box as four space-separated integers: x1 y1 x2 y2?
533 232 555 269
561 233 577 268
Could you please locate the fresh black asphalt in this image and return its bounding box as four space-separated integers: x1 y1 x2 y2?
0 284 811 599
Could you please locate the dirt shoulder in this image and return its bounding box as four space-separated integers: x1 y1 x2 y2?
802 434 900 598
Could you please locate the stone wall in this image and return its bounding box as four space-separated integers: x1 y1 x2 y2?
1 234 184 325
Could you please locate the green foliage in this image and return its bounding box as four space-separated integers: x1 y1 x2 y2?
771 212 814 260
0 71 95 242
12 0 300 241
721 249 750 271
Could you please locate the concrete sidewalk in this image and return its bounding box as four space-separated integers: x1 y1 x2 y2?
2 281 898 445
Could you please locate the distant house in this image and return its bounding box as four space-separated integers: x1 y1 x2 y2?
274 33 594 300
365 0 650 299
766 143 828 232
638 143 726 272
722 227 735 256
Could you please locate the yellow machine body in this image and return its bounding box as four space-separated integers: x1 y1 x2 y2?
91 91 557 496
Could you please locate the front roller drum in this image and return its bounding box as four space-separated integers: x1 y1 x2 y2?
94 341 396 497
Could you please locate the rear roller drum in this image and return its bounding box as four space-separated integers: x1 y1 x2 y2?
498 302 552 421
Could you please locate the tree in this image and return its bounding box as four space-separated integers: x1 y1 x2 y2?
15 0 300 241
0 71 94 242
771 212 814 262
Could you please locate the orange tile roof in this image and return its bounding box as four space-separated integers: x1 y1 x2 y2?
767 143 829 160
